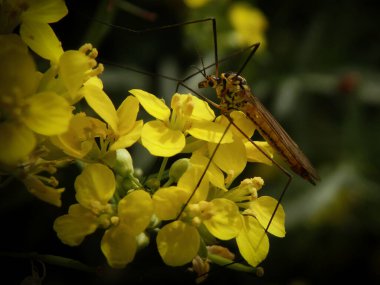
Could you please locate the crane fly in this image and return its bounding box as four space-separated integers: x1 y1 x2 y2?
173 29 320 233
198 68 320 186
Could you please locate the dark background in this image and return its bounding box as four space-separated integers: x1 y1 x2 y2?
1 0 380 284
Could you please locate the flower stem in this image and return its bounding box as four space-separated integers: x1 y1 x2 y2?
157 157 169 182
207 253 264 277
0 252 96 273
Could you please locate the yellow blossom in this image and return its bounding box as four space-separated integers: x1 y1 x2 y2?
153 165 242 266
193 111 273 185
17 0 68 62
0 34 72 165
236 215 270 267
220 177 285 267
23 174 64 207
184 0 210 9
130 89 233 157
50 113 107 160
228 2 268 48
53 163 153 268
83 86 143 151
39 43 104 105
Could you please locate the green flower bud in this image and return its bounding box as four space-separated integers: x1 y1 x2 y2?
136 232 150 249
114 149 134 176
169 158 190 183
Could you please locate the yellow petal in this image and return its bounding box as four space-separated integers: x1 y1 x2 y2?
129 89 170 121
203 198 242 240
208 137 247 183
141 120 185 157
50 114 102 158
245 140 273 165
172 93 215 121
59 50 93 93
217 111 256 139
20 21 63 63
118 190 153 235
157 221 200 266
101 223 137 268
75 163 115 208
236 215 269 266
0 34 38 97
153 187 189 220
188 120 233 144
53 204 98 246
23 91 72 136
84 76 103 89
250 196 286 237
69 77 104 105
20 0 68 23
117 96 139 135
83 84 118 131
0 123 36 165
189 153 226 191
24 175 64 207
189 94 215 121
110 120 143 151
177 166 210 203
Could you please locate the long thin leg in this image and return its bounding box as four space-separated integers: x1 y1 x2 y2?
78 9 219 77
224 113 293 233
175 121 232 220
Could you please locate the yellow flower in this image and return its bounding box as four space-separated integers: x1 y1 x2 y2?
50 113 107 160
130 89 233 157
221 177 285 267
83 86 143 151
153 165 242 266
2 1 104 105
247 195 286 238
53 163 154 268
15 0 68 62
236 215 270 267
193 111 274 185
184 0 210 9
228 2 268 48
0 34 72 165
23 173 65 207
40 44 104 105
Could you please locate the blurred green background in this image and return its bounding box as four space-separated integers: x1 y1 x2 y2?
2 0 380 284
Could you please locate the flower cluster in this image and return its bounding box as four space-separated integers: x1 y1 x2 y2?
0 0 285 281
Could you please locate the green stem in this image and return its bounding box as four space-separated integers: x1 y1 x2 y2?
162 177 174 187
0 252 96 273
157 157 169 182
207 253 264 277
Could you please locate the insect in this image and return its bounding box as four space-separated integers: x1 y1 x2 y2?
171 21 320 232
201 69 319 181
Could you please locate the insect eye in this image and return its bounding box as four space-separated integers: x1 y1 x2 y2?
208 81 214 87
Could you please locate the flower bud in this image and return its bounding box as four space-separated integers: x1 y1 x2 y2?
169 158 190 183
114 149 134 176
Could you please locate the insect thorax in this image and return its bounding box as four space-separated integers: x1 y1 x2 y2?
199 72 251 110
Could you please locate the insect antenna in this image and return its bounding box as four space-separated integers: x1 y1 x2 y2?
175 42 264 93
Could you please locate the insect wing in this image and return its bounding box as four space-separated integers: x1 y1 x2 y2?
244 93 320 184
